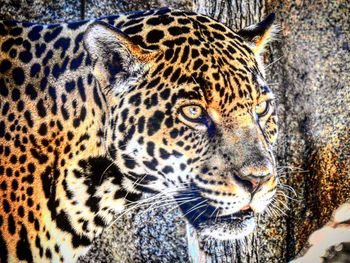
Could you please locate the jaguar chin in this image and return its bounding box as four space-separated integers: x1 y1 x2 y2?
195 208 256 240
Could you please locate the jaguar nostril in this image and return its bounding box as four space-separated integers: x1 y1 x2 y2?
234 174 256 192
234 172 273 192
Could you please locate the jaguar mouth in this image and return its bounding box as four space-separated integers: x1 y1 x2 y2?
176 190 256 240
207 208 254 225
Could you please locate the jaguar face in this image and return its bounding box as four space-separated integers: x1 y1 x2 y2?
84 12 278 240
173 81 277 240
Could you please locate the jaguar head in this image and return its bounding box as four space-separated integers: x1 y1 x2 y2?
84 11 278 240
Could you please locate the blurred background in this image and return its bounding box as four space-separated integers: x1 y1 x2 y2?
1 0 349 262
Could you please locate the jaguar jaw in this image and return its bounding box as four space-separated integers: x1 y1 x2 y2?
197 208 256 240
176 189 257 240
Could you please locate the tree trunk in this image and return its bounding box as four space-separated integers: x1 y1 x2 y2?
266 0 350 260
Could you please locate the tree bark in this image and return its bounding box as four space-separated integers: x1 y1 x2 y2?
193 0 265 29
266 0 350 260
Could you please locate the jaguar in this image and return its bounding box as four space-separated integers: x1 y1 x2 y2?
0 8 279 262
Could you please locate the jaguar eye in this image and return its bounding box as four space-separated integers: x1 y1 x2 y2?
255 101 270 117
180 105 204 121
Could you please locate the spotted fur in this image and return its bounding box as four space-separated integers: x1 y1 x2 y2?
0 8 278 262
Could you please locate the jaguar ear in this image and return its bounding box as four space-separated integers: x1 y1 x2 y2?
84 21 159 91
237 13 278 57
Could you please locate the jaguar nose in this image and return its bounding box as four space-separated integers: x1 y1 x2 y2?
235 162 274 192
